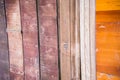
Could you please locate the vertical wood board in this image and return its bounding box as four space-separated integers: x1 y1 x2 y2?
80 0 96 80
58 0 71 80
70 0 80 80
38 0 59 80
5 0 24 79
20 0 40 80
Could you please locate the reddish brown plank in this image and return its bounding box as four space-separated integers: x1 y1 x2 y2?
5 0 24 79
0 0 10 79
38 0 59 80
20 0 40 80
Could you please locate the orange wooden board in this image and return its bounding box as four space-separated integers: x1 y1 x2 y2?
96 0 120 11
96 10 120 79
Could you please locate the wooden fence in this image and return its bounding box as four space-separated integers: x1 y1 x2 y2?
0 0 59 80
0 0 96 80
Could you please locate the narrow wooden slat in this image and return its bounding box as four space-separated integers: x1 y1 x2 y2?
96 0 120 11
58 0 71 80
38 0 59 80
70 0 80 80
80 0 96 80
5 0 24 79
90 0 96 79
20 0 40 80
74 0 80 79
0 0 10 79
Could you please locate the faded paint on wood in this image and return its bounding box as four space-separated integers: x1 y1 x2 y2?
5 0 24 79
58 0 71 80
38 0 59 80
80 0 96 80
0 0 10 79
20 0 40 80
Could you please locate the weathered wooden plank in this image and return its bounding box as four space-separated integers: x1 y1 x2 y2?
96 0 120 11
5 0 24 79
20 0 40 80
38 0 59 80
70 0 80 80
80 0 96 80
0 0 10 79
58 0 71 80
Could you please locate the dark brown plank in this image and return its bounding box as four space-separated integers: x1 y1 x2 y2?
20 0 40 80
38 0 59 80
5 0 24 79
0 0 10 79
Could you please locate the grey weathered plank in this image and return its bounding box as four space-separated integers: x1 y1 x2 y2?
5 0 24 79
37 0 59 80
20 0 40 80
80 0 96 80
0 0 10 79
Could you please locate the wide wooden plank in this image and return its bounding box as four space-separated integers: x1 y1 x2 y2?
96 0 120 11
38 0 59 80
0 0 10 79
96 21 120 77
5 0 24 79
20 0 40 80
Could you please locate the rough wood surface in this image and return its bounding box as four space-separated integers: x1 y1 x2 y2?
80 0 96 80
0 0 10 79
20 0 40 80
38 0 59 80
58 0 71 80
5 0 24 79
70 0 80 80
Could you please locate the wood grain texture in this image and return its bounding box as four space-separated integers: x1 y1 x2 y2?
70 0 80 80
80 0 96 80
96 11 120 23
5 0 24 79
96 11 120 77
20 0 40 80
38 0 59 80
58 0 71 80
96 0 120 11
0 0 10 79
